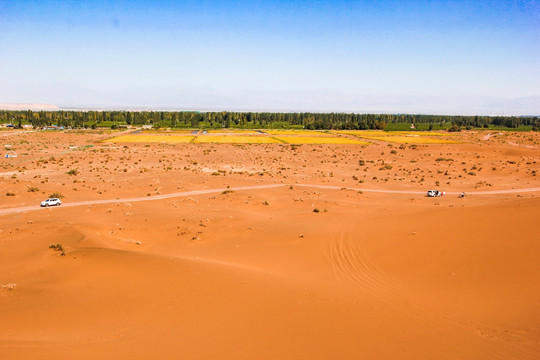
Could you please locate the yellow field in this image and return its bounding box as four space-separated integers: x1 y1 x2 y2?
273 136 369 145
104 135 195 143
105 133 370 145
335 130 451 137
264 130 332 136
391 131 451 136
165 130 200 134
207 129 260 134
364 136 460 144
193 136 281 144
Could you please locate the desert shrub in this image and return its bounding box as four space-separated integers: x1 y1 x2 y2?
66 169 78 176
49 192 64 199
448 125 461 132
49 243 65 256
6 192 15 196
27 187 39 192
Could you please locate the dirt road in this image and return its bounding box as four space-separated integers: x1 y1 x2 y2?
1 183 538 216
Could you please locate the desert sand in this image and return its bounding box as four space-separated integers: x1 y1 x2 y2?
1 129 539 359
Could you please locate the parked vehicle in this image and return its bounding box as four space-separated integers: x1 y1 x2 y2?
40 198 62 207
427 190 442 197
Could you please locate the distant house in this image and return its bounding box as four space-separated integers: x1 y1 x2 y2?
23 124 33 129
142 124 153 129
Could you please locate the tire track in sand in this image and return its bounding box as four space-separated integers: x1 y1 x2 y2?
324 216 539 360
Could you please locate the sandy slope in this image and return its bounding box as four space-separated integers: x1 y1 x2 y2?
0 130 539 359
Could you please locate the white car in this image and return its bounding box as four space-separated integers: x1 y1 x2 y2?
41 198 62 207
427 190 442 197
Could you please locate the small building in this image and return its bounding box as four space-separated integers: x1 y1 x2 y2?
142 124 153 129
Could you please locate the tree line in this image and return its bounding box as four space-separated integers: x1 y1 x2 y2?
0 110 538 130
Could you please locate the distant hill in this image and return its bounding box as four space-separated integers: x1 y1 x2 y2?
0 103 60 111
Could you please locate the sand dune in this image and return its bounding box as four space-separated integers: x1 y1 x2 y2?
1 130 539 359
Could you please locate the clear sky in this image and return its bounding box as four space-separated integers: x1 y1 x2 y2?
1 0 539 114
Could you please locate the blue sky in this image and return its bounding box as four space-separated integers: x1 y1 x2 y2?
0 0 539 114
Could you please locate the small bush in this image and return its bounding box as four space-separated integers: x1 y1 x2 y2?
27 186 40 192
67 169 79 176
49 192 64 199
6 192 15 196
49 243 65 256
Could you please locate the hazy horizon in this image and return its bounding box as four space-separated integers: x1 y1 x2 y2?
1 1 539 115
